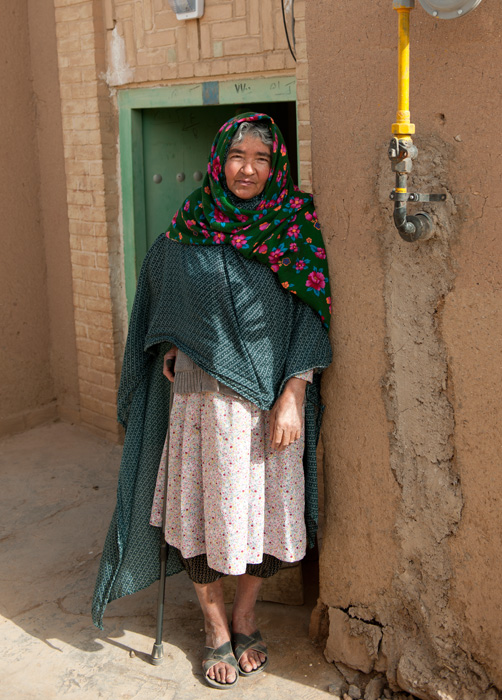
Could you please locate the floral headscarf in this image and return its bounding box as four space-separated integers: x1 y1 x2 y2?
166 112 331 329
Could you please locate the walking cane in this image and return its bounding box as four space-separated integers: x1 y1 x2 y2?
151 357 175 665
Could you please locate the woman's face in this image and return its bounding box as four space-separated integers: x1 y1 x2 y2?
224 134 272 200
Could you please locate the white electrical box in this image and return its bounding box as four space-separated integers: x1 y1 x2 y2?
168 0 204 20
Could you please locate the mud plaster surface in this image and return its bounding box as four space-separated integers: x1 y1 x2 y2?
0 0 79 431
306 2 502 697
320 137 499 700
375 137 494 699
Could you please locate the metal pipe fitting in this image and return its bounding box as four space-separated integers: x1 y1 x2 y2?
388 2 444 241
393 205 433 242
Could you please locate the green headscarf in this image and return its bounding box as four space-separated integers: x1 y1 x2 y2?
166 112 331 329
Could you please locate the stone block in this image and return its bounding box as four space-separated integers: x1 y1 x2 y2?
77 266 110 284
328 677 348 698
335 661 364 685
211 19 247 41
201 3 233 21
55 5 81 23
210 59 229 77
136 48 166 65
86 296 113 314
264 53 285 71
77 19 94 37
187 21 199 62
364 676 386 700
145 29 176 48
260 0 274 49
90 356 115 374
199 25 211 58
325 608 382 674
222 36 261 56
67 49 96 67
178 63 195 79
244 55 264 73
227 57 247 75
194 62 211 77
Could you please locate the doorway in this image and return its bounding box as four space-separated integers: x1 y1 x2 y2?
118 77 298 310
117 77 317 610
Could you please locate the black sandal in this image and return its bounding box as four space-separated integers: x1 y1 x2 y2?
231 629 269 676
202 640 240 690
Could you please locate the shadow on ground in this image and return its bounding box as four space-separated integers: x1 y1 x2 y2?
0 422 339 699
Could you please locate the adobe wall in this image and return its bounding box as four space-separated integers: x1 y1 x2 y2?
0 2 55 435
306 1 501 698
0 0 79 438
28 0 81 425
102 0 313 188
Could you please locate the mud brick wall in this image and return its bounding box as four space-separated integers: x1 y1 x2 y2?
106 0 294 81
306 1 502 698
0 0 79 437
104 0 313 187
54 0 125 440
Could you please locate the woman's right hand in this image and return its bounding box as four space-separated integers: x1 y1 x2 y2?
163 346 178 382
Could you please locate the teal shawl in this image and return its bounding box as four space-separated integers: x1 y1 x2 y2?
168 112 332 329
92 235 332 629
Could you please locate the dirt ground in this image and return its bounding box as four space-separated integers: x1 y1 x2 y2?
0 421 341 699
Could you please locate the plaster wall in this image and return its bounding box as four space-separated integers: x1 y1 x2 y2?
0 2 55 434
28 0 80 424
0 0 79 437
306 2 502 698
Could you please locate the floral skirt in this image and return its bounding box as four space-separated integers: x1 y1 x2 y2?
150 391 307 576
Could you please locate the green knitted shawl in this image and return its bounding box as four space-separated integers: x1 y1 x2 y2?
91 236 332 629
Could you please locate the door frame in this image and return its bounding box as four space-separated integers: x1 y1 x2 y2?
118 76 297 312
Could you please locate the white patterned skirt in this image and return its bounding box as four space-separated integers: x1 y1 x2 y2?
150 391 307 576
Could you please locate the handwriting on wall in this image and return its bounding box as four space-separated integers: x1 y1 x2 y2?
233 80 295 97
234 83 251 93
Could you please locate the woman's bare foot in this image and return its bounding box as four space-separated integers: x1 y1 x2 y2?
232 574 267 673
193 580 237 685
204 624 237 684
231 611 266 672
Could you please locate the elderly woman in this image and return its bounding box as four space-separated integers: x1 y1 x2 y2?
92 113 332 690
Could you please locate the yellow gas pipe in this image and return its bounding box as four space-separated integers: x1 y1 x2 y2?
389 0 437 242
392 0 415 139
388 0 447 241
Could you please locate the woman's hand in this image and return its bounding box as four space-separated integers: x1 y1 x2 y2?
269 377 307 451
163 346 178 382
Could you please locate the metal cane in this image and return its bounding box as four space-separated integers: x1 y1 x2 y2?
151 357 175 665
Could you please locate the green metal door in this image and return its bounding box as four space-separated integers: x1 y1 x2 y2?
142 105 234 249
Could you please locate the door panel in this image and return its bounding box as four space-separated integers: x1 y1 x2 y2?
142 105 233 248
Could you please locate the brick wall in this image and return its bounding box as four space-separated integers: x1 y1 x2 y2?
54 0 313 439
55 0 124 441
105 0 296 83
293 0 312 192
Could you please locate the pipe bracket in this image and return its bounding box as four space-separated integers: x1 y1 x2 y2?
388 137 446 242
390 191 446 202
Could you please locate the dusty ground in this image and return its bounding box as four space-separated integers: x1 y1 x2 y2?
0 421 340 699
